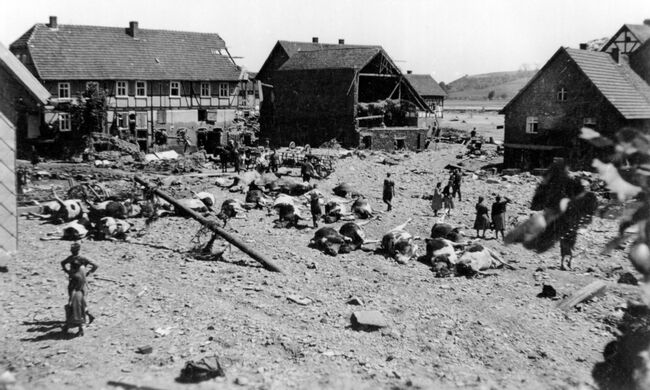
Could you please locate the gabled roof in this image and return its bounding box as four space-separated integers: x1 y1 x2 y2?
501 47 650 119
0 43 50 105
278 47 382 70
277 40 380 57
403 74 447 97
10 23 241 81
601 23 650 53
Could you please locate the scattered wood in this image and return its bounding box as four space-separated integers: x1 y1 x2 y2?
557 281 607 311
107 381 164 390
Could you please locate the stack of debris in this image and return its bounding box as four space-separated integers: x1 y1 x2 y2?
89 132 144 163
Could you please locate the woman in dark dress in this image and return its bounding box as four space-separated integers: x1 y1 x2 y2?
473 196 490 238
491 195 511 240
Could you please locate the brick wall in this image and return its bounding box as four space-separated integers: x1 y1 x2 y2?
359 127 428 151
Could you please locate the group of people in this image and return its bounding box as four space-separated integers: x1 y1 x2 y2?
429 168 511 240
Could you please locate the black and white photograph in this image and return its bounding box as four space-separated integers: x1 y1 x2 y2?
2 0 650 388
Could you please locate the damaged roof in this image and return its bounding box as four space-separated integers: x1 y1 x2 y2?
10 23 241 81
403 74 447 97
278 47 382 70
277 40 380 57
0 43 50 105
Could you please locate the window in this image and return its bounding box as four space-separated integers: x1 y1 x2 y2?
526 116 539 134
200 82 211 97
156 110 166 124
219 83 229 97
116 81 128 97
58 82 70 99
583 117 597 129
170 81 181 97
136 81 147 97
116 113 126 128
59 113 71 131
557 87 567 101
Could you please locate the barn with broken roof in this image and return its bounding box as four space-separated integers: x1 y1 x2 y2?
257 39 432 150
500 20 650 170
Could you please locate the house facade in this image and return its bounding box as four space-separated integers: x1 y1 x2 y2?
257 39 431 151
0 43 51 253
10 17 246 151
500 21 650 170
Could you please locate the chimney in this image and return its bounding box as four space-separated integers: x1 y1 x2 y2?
48 16 58 29
579 43 588 50
312 37 319 43
338 39 345 45
407 70 413 74
128 21 139 38
611 47 620 64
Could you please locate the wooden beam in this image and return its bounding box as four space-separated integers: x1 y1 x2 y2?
359 73 399 78
355 115 384 121
557 281 607 311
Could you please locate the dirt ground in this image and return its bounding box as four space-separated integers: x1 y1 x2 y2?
439 111 504 142
1 140 642 390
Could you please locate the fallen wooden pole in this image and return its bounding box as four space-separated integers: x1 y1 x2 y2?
134 176 283 273
557 280 607 311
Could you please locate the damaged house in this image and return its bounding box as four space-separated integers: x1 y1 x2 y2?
403 71 447 118
257 39 432 150
501 20 650 170
10 16 246 152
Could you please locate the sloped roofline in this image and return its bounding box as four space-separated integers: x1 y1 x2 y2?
0 43 50 105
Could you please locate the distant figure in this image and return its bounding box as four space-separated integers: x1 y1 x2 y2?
451 169 462 201
431 182 443 217
30 145 40 166
490 195 511 240
269 149 279 173
302 158 315 183
383 173 395 211
470 128 477 138
310 192 322 228
473 196 490 238
560 233 576 270
60 243 97 336
442 183 454 216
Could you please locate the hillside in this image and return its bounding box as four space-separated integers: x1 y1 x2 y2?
445 69 538 100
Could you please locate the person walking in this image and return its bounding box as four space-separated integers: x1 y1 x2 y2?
490 195 511 240
431 182 444 217
383 173 395 211
451 169 462 201
302 158 315 183
269 149 279 173
473 196 490 238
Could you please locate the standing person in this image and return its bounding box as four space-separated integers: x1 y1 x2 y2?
383 173 395 211
431 182 444 217
491 195 511 240
269 149 279 173
60 243 98 334
232 145 241 174
30 145 40 167
442 182 454 216
238 149 247 172
302 158 315 183
473 196 490 238
310 192 322 228
451 169 462 201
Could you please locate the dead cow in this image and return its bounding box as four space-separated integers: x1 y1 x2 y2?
193 191 216 210
351 197 373 219
333 182 361 198
456 244 502 276
216 199 248 227
381 219 418 264
310 227 352 256
96 217 131 241
273 195 304 228
27 190 83 223
175 198 209 215
339 222 368 251
430 223 464 242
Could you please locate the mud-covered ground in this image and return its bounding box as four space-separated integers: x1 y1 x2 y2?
1 142 642 389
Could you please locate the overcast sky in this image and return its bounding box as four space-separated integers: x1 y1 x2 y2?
1 0 649 83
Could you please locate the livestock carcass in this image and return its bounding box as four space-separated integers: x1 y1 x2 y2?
41 219 89 241
351 197 373 219
27 191 83 223
430 223 464 242
175 198 210 215
88 199 140 222
381 219 418 264
310 227 352 256
274 178 316 196
96 217 131 241
216 199 248 227
333 182 361 198
456 244 504 276
193 191 216 209
339 222 368 251
323 197 356 223
273 195 304 228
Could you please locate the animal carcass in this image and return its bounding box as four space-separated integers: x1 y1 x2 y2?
193 191 216 209
274 178 315 196
310 227 352 256
430 223 464 242
456 244 500 275
381 219 418 264
273 195 303 228
96 217 131 241
175 198 209 215
216 199 247 226
333 182 360 198
339 222 366 251
351 197 373 219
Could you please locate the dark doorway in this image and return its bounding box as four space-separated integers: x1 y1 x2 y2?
395 138 405 150
362 135 372 149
